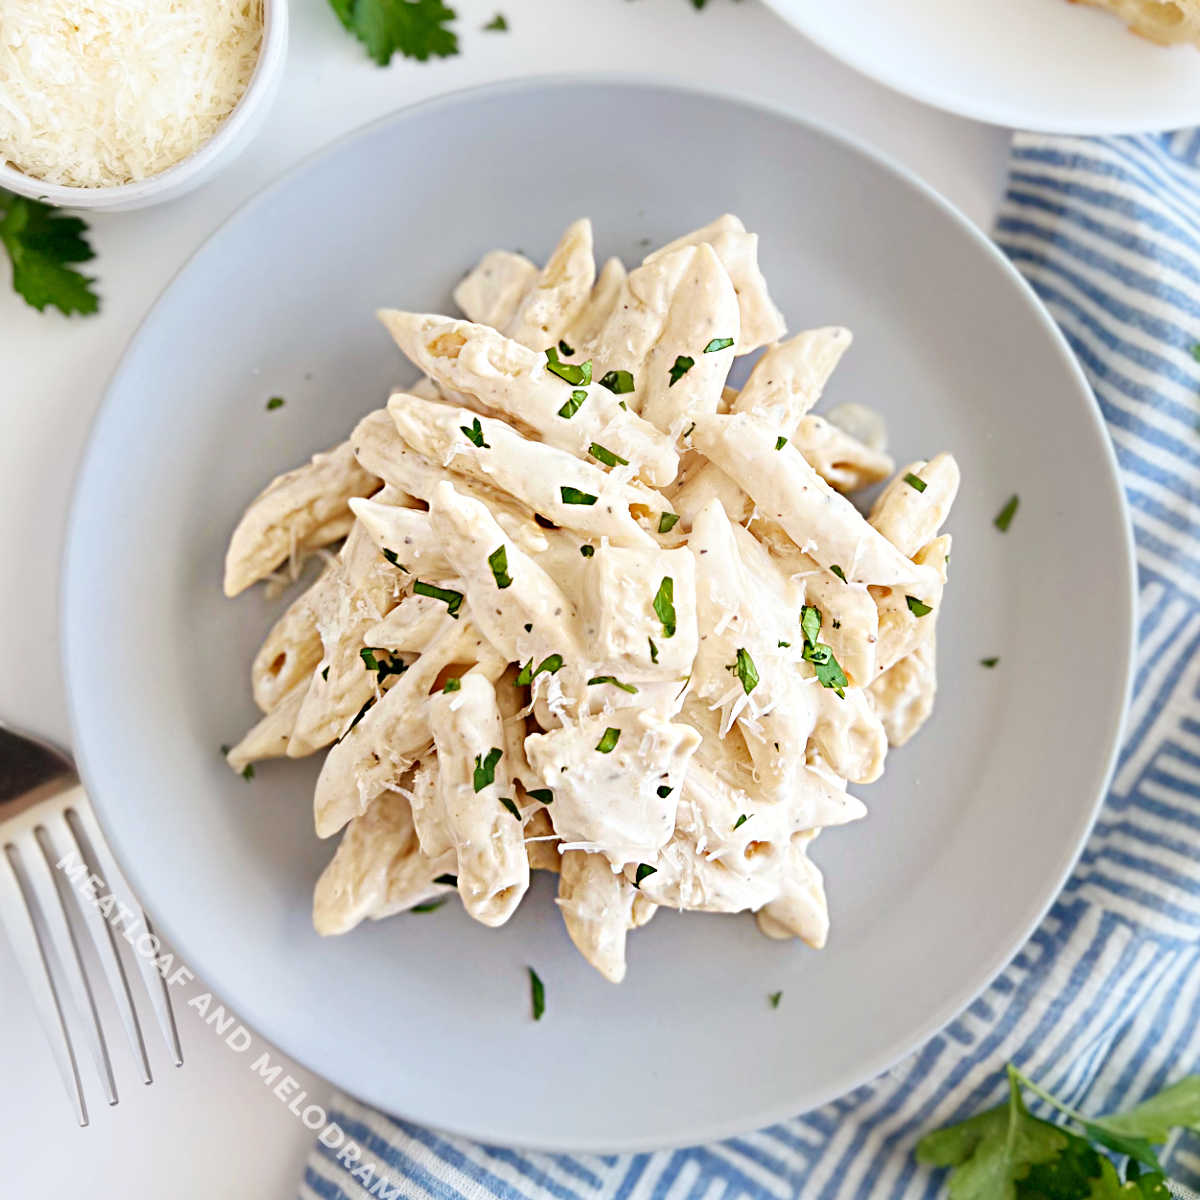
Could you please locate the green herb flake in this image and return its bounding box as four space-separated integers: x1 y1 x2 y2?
994 494 1020 532
775 436 788 451
903 472 927 493
382 548 408 571
434 873 457 886
528 788 553 805
657 785 673 798
488 544 512 589
545 346 592 386
703 337 734 353
658 511 680 534
768 991 783 1009
580 544 595 558
800 604 822 647
906 595 933 617
830 564 847 582
728 647 759 694
589 442 628 467
413 580 464 618
461 417 489 448
411 897 448 914
777 640 791 648
266 396 285 411
499 795 522 820
560 486 598 506
733 814 749 830
516 653 564 686
558 389 588 419
668 355 694 386
634 863 657 886
528 967 545 1020
653 577 676 638
360 647 380 671
472 747 503 793
598 369 635 394
443 677 462 692
595 727 621 754
980 657 999 668
557 338 573 355
241 764 255 781
588 675 639 694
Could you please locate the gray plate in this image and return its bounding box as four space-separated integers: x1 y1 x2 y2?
62 78 1135 1152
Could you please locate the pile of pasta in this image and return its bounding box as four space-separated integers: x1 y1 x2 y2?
223 215 959 982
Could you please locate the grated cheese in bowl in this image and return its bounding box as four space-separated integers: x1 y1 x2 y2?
0 1 264 189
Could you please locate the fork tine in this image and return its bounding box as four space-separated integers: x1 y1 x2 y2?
16 829 118 1106
37 815 153 1085
0 845 89 1125
68 799 183 1067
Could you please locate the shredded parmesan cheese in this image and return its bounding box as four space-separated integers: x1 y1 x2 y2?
0 1 263 188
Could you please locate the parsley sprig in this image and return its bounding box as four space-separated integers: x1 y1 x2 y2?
328 0 459 65
799 604 847 697
0 191 99 316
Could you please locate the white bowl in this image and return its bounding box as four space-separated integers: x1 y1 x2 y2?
0 0 287 212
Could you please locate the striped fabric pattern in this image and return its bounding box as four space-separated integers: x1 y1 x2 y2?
302 131 1200 1200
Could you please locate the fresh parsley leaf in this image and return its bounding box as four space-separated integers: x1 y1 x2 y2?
558 389 588 419
658 511 680 533
830 564 847 582
994 494 1020 532
595 727 621 753
775 436 788 450
528 788 553 804
1087 1076 1200 1144
461 417 489 447
580 544 595 557
778 640 791 648
545 345 592 386
528 966 545 1020
728 647 759 694
488 544 512 589
904 471 927 492
588 675 638 694
516 653 564 686
648 637 659 663
329 0 459 65
598 369 634 394
668 355 694 386
981 657 999 668
800 604 822 647
557 338 573 355
410 897 448 913
499 795 521 820
589 442 628 467
634 863 657 886
560 486 597 505
472 746 502 792
443 677 461 692
266 396 285 410
653 577 676 637
482 11 507 29
733 814 749 829
768 991 782 1008
703 336 734 353
382 548 407 570
413 579 463 617
360 647 380 670
906 595 933 617
0 191 99 316
434 873 457 886
657 785 673 798
241 763 255 781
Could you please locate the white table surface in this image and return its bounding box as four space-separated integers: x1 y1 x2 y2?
0 1 1009 1194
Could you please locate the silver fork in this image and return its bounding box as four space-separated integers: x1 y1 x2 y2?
0 721 182 1124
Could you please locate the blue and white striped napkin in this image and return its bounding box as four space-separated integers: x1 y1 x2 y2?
301 130 1200 1200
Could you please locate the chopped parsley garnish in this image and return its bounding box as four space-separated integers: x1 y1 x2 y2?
589 442 628 467
580 544 595 557
994 494 1019 532
411 897 448 914
528 967 545 1021
528 788 553 804
0 191 99 315
443 677 462 692
461 417 489 447
800 604 822 647
830 564 847 582
653 577 676 637
241 764 255 781
560 486 598 506
775 436 788 451
703 336 734 353
668 355 694 386
488 544 512 589
360 647 381 671
266 396 285 411
499 795 522 820
648 637 659 663
768 991 782 1009
634 863 657 886
434 873 458 886
733 814 749 830
413 580 464 618
557 389 588 419
727 647 759 694
516 654 563 685
472 747 503 792
905 595 933 617
557 338 573 356
799 604 848 697
382 548 407 571
595 727 621 753
904 472 927 493
657 785 673 798
658 511 680 533
588 675 639 694
598 369 634 394
545 345 592 386
777 640 790 648
980 656 999 668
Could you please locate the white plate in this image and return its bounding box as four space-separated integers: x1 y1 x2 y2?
765 0 1200 133
62 79 1135 1152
